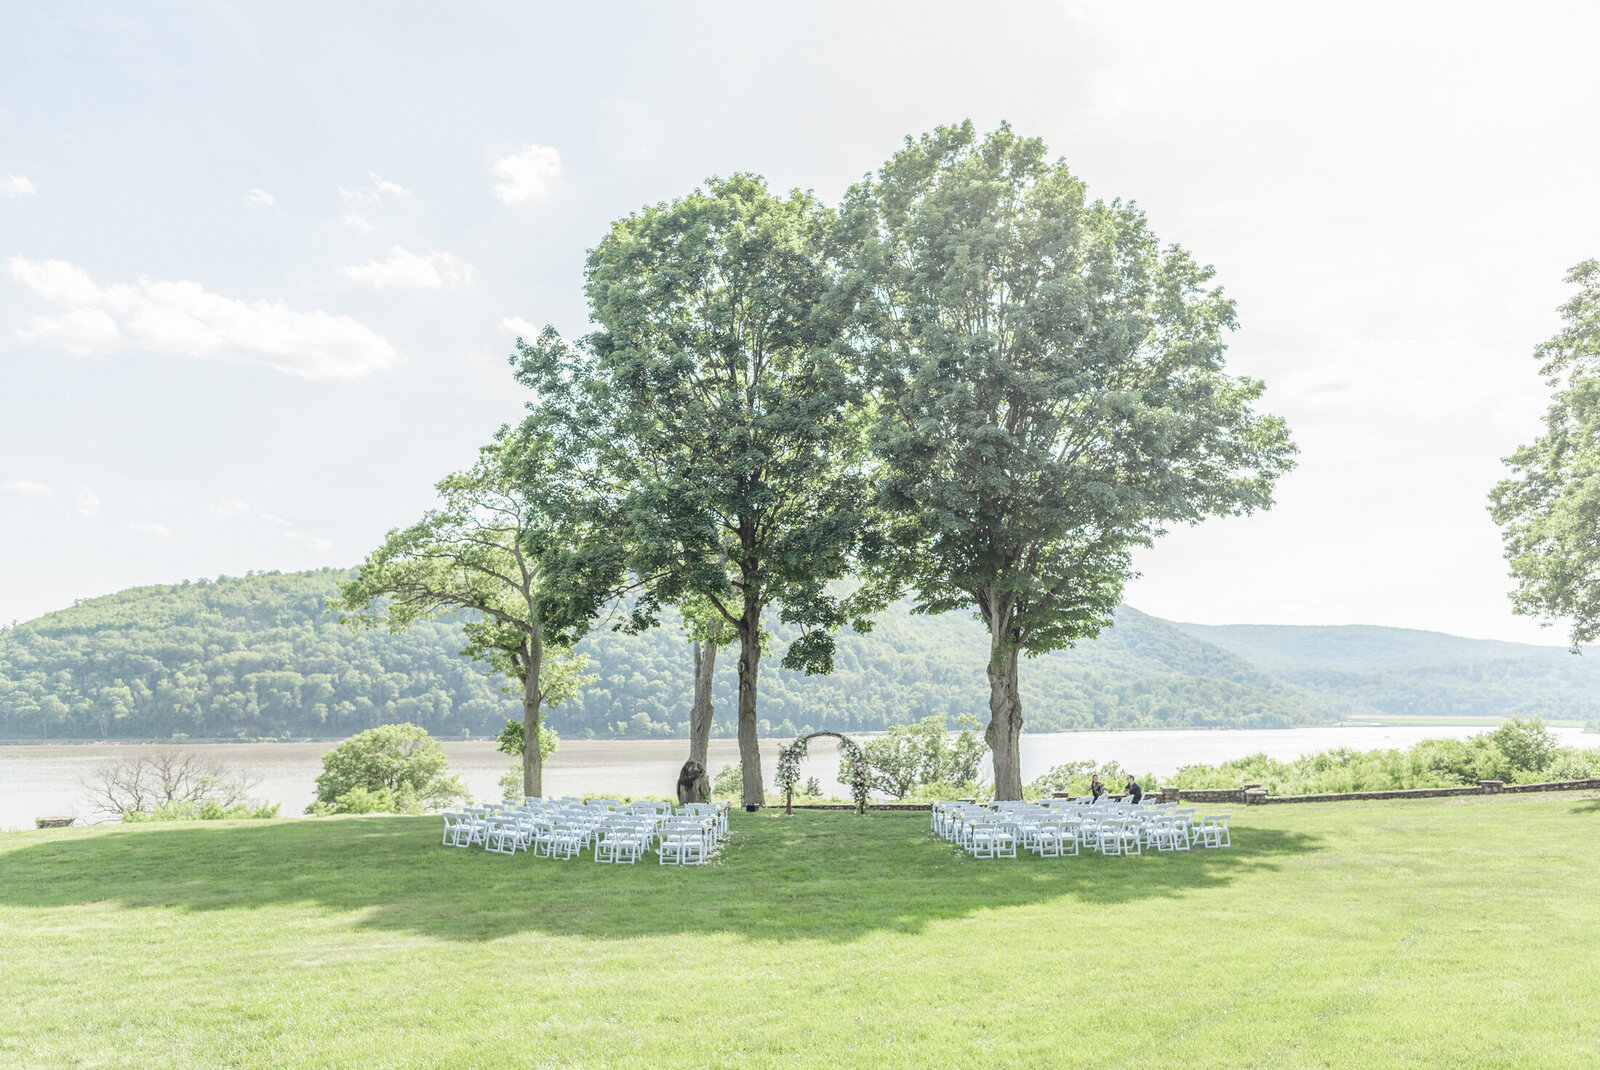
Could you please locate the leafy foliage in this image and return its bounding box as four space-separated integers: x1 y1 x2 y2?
334 418 635 797
846 120 1295 795
776 732 870 814
309 723 467 813
1164 719 1600 794
122 799 281 822
846 716 987 799
1026 760 1153 799
1491 260 1600 646
0 571 1353 742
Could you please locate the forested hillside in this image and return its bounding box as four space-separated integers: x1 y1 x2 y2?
1174 622 1600 720
0 570 1335 741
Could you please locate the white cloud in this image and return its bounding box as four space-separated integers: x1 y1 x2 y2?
247 188 276 208
2 480 53 496
1 175 36 197
125 521 171 537
342 246 474 290
206 499 252 519
492 144 561 204
339 171 410 205
17 308 121 356
7 255 400 379
501 316 540 339
284 531 335 552
8 257 103 307
342 210 373 232
258 512 291 526
75 489 101 518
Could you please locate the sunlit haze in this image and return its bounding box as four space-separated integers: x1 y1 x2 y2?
3 1 1599 642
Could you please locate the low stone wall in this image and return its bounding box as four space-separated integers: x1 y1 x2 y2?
1261 786 1485 805
1161 777 1600 806
1503 778 1600 794
786 803 928 812
789 778 1600 812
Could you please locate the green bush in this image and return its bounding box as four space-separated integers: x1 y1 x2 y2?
845 716 988 799
122 799 281 822
1163 720 1600 794
307 786 424 816
711 762 743 800
1025 760 1156 799
308 723 468 814
494 719 560 800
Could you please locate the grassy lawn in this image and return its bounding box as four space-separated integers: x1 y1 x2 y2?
2 794 1598 1069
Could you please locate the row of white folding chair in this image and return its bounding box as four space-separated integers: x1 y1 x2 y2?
931 800 1232 860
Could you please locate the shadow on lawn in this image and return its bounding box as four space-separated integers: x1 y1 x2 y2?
0 812 1323 944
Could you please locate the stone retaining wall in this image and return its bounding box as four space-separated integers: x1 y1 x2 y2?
1160 777 1600 806
785 778 1600 812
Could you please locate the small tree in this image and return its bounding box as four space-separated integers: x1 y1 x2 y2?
81 749 266 820
335 419 633 797
849 715 987 799
309 723 467 813
1490 260 1600 647
494 708 565 800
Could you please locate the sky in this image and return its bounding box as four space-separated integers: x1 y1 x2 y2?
2 1 1599 643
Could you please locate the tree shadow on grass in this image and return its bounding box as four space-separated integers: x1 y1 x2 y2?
0 811 1323 944
1571 798 1600 814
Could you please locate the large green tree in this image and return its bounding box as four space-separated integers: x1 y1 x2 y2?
1490 260 1600 647
847 122 1296 797
579 173 880 807
334 420 631 797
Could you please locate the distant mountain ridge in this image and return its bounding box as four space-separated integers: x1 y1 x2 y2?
1173 622 1600 721
1 569 1594 741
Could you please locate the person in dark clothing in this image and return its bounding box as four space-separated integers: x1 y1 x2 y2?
1125 775 1143 804
1089 774 1105 801
676 760 709 804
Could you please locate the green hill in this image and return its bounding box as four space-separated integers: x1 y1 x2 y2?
0 569 1334 741
1173 622 1600 721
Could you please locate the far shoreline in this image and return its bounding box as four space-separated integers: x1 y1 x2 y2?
0 715 1567 748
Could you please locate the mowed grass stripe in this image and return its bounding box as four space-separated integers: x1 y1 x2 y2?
1 794 1597 1068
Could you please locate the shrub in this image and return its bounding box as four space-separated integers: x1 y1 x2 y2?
1162 720 1600 794
711 762 743 799
1026 760 1155 799
122 799 280 822
308 723 468 814
494 719 560 800
81 748 276 821
308 786 424 816
845 716 988 799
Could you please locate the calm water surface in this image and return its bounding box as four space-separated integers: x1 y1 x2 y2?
1 724 1590 830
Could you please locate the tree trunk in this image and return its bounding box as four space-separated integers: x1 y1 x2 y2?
984 598 1025 800
688 639 716 769
522 631 544 798
736 595 765 808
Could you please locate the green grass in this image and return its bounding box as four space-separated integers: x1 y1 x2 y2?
2 795 1598 1069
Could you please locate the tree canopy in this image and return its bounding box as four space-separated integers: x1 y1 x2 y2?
334 419 633 796
577 172 882 805
1490 260 1600 647
847 121 1296 796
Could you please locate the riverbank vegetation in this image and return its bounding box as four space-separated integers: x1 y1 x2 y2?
2 796 1596 1066
1164 718 1600 796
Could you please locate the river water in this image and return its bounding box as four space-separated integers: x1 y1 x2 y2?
1 724 1592 830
